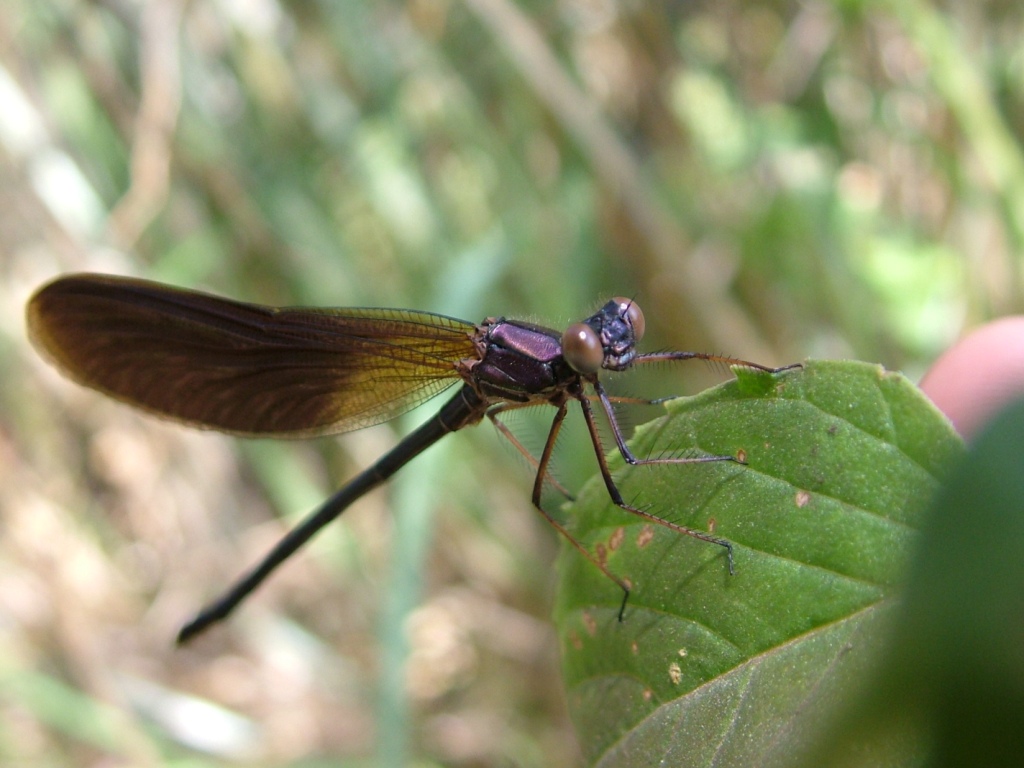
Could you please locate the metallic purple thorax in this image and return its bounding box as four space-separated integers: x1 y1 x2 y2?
470 319 572 402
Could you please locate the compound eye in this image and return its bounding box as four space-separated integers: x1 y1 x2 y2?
612 297 645 341
562 322 603 374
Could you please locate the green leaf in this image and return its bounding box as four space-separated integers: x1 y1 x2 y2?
554 359 963 766
799 395 1024 768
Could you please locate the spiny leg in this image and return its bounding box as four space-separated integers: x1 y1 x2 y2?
576 391 736 606
592 379 744 469
588 393 681 406
529 401 633 620
596 363 791 405
594 394 669 405
633 351 801 373
486 401 574 500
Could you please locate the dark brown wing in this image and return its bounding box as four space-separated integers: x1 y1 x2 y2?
26 273 478 437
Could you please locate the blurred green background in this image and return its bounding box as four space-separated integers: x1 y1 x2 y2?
0 0 1021 765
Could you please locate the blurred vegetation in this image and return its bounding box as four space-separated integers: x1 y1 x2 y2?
0 0 1021 766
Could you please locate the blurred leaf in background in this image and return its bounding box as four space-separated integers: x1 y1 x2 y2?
1 0 1021 765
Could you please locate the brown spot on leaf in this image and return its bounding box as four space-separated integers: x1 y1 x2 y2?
582 611 597 637
608 526 625 551
668 662 682 685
